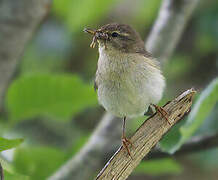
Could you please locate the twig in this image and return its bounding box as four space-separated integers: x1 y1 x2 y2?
0 162 4 180
147 133 218 160
96 89 196 180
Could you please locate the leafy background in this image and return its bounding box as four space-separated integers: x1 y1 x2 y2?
0 0 218 179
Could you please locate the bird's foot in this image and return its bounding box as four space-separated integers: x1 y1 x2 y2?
152 104 171 125
122 136 134 158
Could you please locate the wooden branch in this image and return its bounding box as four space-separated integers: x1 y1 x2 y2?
96 89 196 180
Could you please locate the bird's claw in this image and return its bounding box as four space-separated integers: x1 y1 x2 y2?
122 137 134 159
152 104 171 125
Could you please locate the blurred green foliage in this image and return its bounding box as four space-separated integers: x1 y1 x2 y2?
134 158 182 176
194 6 218 55
4 170 29 180
0 0 218 179
13 146 67 180
160 78 218 153
53 0 118 32
133 0 161 28
179 79 218 145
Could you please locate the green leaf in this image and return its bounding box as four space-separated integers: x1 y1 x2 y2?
160 78 218 153
159 121 185 153
195 103 218 135
4 170 29 180
179 78 218 143
0 137 23 151
6 73 97 122
135 158 182 176
14 146 67 180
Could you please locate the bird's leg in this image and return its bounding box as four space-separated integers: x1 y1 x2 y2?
151 104 171 125
121 117 133 158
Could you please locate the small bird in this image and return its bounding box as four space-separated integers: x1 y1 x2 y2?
84 23 168 157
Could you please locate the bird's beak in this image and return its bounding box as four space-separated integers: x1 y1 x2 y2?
83 28 96 35
84 27 109 48
84 28 98 48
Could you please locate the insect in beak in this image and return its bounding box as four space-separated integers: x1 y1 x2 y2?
83 28 97 48
84 28 109 48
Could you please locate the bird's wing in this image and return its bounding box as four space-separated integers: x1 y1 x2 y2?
142 54 161 70
136 50 161 70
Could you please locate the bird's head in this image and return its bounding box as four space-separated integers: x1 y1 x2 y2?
84 23 146 54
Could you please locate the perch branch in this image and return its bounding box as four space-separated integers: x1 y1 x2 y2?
96 89 196 180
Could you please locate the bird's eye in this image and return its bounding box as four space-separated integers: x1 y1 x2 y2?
111 32 119 37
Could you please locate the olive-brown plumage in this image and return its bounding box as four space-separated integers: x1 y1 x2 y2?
84 23 167 157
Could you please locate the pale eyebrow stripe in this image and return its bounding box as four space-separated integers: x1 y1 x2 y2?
120 32 129 36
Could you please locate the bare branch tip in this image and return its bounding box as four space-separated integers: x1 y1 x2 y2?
175 88 196 102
